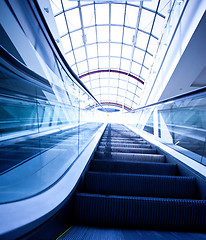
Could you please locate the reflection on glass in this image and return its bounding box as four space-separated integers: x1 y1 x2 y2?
129 91 206 166
0 39 102 203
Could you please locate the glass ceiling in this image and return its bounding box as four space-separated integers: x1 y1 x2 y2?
50 0 172 111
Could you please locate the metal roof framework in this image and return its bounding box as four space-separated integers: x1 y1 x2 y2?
50 0 171 110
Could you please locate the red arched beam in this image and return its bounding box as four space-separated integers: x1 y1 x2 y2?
79 69 144 85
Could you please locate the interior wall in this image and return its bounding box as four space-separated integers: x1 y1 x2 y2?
140 0 206 106
159 11 206 101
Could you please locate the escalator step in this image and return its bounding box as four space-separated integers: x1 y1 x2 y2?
85 172 197 199
102 134 140 138
75 193 206 231
90 160 177 176
102 137 140 140
95 151 165 162
98 143 151 148
100 139 148 144
97 146 156 154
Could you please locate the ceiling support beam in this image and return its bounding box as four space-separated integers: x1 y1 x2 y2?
79 69 144 85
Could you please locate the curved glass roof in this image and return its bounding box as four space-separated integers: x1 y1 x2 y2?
50 0 171 111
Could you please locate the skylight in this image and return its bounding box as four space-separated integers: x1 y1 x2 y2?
50 0 172 110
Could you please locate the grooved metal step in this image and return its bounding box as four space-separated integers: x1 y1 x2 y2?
98 142 151 148
100 140 147 144
75 193 206 231
90 160 177 176
101 137 142 140
95 151 165 162
98 146 156 154
85 171 197 199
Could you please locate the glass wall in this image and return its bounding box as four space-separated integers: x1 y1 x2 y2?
0 0 103 203
127 89 206 166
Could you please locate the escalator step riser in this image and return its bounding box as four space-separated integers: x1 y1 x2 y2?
85 172 197 199
103 130 138 133
102 135 140 138
100 140 142 144
97 147 156 154
98 143 151 148
90 160 177 176
75 193 206 231
101 136 141 140
100 140 148 144
103 131 138 134
95 152 165 162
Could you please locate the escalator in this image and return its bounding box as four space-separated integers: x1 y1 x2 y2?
56 123 206 239
1 0 205 239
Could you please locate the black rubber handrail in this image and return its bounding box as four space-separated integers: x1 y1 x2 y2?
0 46 51 90
130 86 206 112
0 46 69 105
